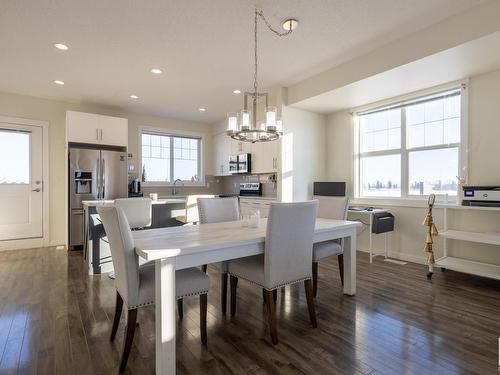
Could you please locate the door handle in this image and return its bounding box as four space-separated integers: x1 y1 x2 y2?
101 158 105 199
97 158 101 199
31 188 41 192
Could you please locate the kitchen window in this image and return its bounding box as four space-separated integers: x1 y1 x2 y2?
141 130 202 184
355 86 464 199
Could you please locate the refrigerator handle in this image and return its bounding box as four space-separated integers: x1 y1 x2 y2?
102 158 106 199
96 157 101 199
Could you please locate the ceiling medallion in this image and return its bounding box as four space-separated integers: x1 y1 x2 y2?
227 8 297 143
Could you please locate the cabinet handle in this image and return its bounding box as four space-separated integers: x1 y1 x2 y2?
100 129 103 140
96 129 99 141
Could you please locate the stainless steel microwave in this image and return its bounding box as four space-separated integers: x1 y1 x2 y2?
229 153 251 174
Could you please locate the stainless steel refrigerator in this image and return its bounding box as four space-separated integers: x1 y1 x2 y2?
68 144 127 249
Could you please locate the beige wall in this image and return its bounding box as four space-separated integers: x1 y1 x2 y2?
326 68 500 265
0 91 213 246
288 0 500 105
280 106 327 202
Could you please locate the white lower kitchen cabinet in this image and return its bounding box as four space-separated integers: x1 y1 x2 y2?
240 197 278 218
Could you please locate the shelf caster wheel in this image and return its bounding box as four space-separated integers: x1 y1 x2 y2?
441 268 446 272
426 272 433 280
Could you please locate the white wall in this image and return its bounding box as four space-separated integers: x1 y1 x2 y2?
0 91 212 246
326 68 500 265
280 106 327 202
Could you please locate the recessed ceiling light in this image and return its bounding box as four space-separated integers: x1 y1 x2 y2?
54 80 65 85
282 18 299 31
151 68 163 74
233 90 241 94
198 108 206 112
130 95 139 99
54 43 69 51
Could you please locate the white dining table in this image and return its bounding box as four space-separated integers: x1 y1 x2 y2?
133 218 362 375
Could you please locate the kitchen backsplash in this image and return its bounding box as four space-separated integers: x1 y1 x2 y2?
219 174 277 198
140 174 277 198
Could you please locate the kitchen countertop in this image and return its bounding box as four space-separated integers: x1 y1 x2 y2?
239 196 278 201
82 198 186 207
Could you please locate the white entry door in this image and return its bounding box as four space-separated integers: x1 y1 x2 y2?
0 123 43 241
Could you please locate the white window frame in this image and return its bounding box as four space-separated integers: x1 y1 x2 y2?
352 80 469 204
139 126 205 187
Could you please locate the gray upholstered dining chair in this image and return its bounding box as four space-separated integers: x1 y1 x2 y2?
227 201 319 344
114 197 152 229
97 205 209 373
312 196 349 297
197 196 240 314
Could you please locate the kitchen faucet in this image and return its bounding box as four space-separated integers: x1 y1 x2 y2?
172 179 184 195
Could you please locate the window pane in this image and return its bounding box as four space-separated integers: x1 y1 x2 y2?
359 109 401 152
360 154 401 197
142 158 169 182
444 118 460 144
151 135 161 147
407 124 424 148
151 146 161 158
424 120 443 146
406 94 460 149
174 159 199 181
142 133 170 182
0 130 30 184
409 148 458 196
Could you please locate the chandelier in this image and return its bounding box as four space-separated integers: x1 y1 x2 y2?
227 8 297 143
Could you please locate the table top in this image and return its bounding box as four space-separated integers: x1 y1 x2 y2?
134 218 361 261
82 198 186 207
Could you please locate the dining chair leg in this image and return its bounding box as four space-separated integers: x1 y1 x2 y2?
177 299 184 319
264 290 278 345
304 280 318 328
119 308 137 373
272 289 277 303
200 293 208 345
110 291 123 341
337 254 344 286
312 262 318 297
230 275 238 316
221 272 228 314
202 264 208 273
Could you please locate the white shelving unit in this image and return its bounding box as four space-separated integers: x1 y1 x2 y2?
435 205 500 280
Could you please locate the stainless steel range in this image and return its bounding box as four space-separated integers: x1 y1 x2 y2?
68 143 128 249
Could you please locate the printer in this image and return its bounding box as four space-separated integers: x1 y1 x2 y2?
462 186 500 207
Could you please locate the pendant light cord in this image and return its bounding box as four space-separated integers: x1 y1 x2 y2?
253 8 293 97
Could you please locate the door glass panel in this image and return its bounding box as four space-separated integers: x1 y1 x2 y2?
0 130 30 184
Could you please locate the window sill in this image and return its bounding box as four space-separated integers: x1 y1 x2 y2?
350 197 459 209
142 182 206 188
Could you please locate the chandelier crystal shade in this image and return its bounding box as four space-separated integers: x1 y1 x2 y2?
227 9 295 143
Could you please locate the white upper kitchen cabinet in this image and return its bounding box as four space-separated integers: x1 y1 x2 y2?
251 139 280 174
66 111 128 147
213 133 231 176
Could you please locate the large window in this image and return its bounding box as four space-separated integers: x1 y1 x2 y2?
141 131 202 184
356 88 462 198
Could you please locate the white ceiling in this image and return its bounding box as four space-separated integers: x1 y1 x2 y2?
292 30 500 114
0 0 486 123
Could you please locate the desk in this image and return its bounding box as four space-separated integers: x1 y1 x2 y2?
134 218 361 375
348 208 389 263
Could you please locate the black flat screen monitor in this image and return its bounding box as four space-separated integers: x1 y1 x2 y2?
313 182 346 197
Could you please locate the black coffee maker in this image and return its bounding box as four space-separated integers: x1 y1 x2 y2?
128 178 143 197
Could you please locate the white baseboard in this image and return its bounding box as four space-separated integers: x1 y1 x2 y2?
0 238 44 251
49 239 66 248
357 247 427 265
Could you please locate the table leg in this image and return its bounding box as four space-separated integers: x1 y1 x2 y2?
343 233 356 295
155 258 176 375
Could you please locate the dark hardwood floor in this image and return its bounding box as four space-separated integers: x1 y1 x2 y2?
1 248 499 375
